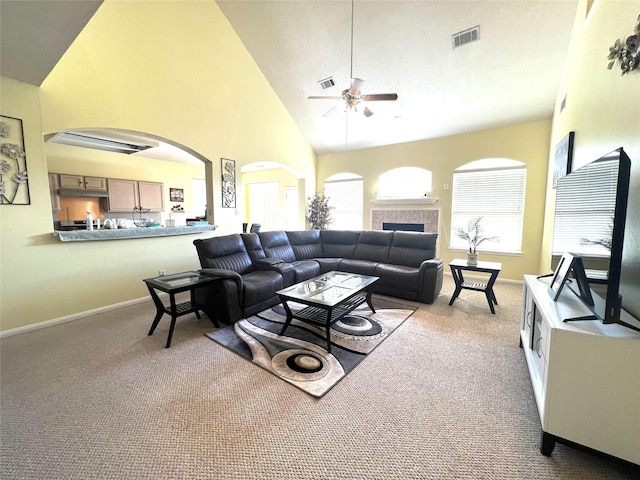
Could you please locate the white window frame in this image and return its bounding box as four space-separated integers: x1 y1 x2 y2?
450 160 526 254
248 181 279 231
192 178 206 218
324 173 363 230
284 187 299 230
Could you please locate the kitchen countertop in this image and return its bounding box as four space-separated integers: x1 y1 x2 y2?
53 225 217 242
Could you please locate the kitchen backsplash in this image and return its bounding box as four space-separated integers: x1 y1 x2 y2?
57 196 102 221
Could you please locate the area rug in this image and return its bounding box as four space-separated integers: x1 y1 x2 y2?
205 296 416 397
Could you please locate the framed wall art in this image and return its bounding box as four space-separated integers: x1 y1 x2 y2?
0 115 31 205
170 187 184 202
221 157 236 208
553 131 574 189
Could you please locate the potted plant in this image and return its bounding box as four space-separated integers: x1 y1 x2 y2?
455 217 499 265
305 192 334 230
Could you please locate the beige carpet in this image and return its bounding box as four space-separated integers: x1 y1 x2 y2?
1 276 638 479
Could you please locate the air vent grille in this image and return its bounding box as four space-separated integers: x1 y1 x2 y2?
452 26 480 49
45 131 156 155
318 77 336 90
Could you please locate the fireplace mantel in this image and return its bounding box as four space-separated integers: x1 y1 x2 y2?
371 197 438 205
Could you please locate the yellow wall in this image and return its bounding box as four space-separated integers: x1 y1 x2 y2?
4 0 637 333
0 0 316 332
318 120 552 280
39 0 316 228
541 0 640 314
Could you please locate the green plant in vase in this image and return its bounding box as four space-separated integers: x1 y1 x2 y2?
455 217 499 264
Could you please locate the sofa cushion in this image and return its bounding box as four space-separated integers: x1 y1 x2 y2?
194 234 254 274
289 260 321 282
374 263 420 292
241 270 284 310
241 233 267 263
339 258 378 276
286 230 323 260
258 231 297 262
314 258 342 273
320 230 360 258
388 231 438 268
354 230 393 262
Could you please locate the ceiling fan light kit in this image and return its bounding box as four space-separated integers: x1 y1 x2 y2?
308 0 398 117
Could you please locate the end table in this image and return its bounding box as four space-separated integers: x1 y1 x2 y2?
143 271 220 348
448 259 502 314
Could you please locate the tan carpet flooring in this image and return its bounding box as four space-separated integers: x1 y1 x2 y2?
1 276 638 479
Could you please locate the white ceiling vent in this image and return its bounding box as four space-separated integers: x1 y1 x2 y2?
45 130 157 155
452 26 480 49
318 77 336 90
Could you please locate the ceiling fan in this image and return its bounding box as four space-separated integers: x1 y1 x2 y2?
308 0 398 118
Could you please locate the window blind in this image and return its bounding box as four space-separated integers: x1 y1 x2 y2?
450 167 526 253
324 179 363 230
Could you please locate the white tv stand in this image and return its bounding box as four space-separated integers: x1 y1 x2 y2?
521 275 640 465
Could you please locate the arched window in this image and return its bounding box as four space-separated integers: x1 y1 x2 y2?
450 159 526 254
324 173 363 230
377 167 433 199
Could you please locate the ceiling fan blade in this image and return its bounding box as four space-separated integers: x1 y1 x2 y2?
350 77 364 94
322 106 339 117
308 96 343 100
363 106 374 117
362 93 398 101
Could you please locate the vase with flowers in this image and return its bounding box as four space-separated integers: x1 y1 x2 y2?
166 204 184 227
455 217 499 266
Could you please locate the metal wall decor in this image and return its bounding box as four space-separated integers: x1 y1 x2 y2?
221 158 236 208
607 14 640 75
0 115 30 205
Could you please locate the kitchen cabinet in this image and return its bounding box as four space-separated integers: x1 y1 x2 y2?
107 179 138 212
138 181 164 212
520 275 640 464
59 174 107 191
107 179 164 213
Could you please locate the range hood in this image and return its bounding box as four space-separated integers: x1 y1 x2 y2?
58 188 109 198
45 130 157 155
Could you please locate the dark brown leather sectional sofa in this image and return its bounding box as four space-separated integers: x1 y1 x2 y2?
193 229 443 324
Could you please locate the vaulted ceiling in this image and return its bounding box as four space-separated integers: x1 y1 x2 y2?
1 0 578 156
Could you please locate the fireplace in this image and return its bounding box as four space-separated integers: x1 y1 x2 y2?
382 222 424 232
372 209 439 234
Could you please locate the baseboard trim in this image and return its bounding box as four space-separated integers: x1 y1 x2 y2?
2 276 522 338
0 295 155 339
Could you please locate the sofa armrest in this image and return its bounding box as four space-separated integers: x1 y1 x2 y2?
254 257 285 267
420 258 443 270
196 268 244 323
417 258 444 303
254 258 295 286
199 268 243 291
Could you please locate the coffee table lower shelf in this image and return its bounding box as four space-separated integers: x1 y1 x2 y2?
279 293 371 353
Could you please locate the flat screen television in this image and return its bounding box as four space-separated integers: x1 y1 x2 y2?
551 148 637 331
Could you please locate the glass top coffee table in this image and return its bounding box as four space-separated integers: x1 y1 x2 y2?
276 271 379 353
